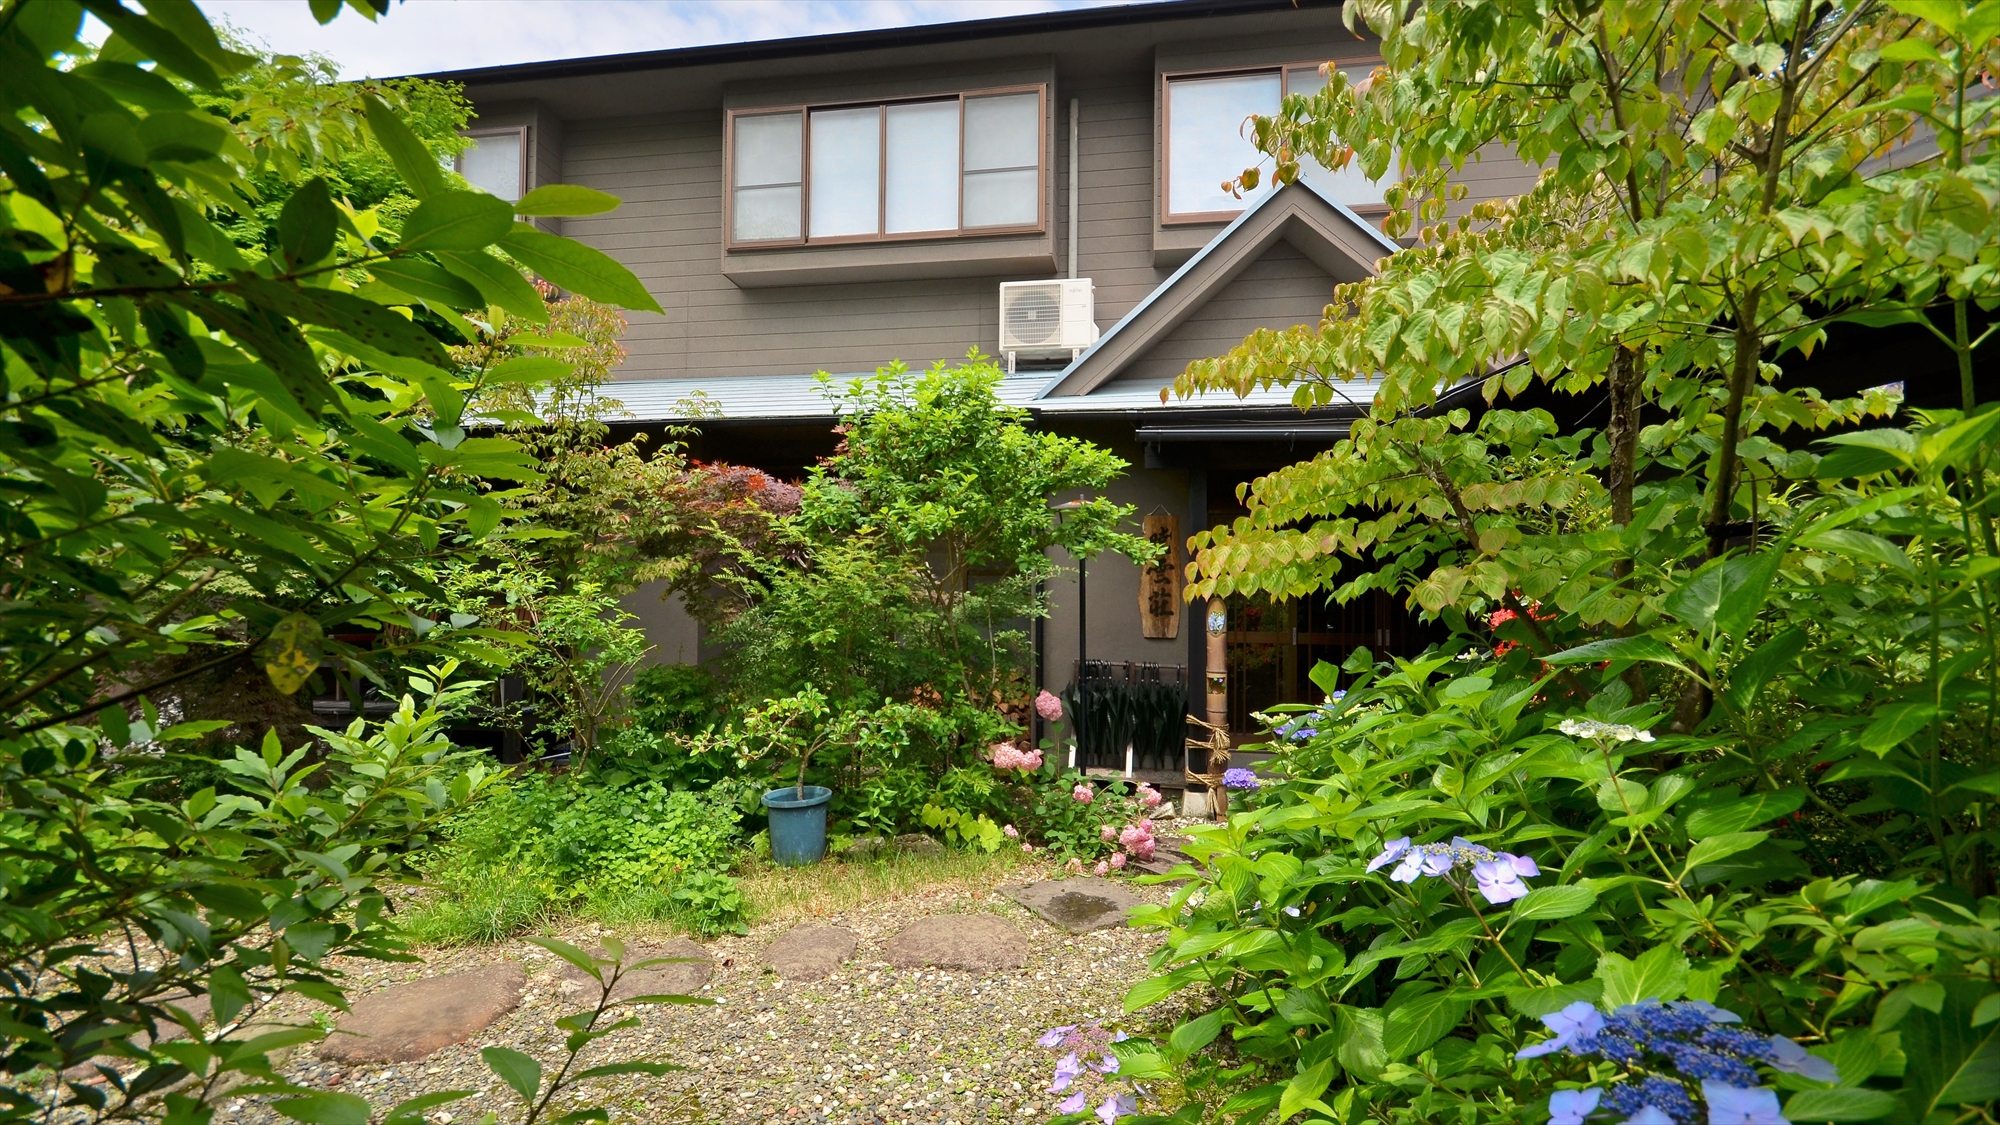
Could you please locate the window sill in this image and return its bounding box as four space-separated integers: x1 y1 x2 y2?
722 231 1055 288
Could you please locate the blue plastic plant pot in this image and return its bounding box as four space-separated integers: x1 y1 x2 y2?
762 785 832 866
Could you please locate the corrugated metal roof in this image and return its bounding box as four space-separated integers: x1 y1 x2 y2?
593 370 1349 423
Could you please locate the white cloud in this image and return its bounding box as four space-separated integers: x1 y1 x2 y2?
198 0 1144 79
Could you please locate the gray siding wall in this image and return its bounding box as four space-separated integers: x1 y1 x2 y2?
1109 241 1334 388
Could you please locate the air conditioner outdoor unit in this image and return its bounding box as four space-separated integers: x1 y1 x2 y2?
999 278 1098 373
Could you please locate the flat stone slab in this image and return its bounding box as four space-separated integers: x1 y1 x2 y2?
1002 877 1144 933
882 913 1027 971
764 924 858 981
321 964 525 1064
558 938 712 1003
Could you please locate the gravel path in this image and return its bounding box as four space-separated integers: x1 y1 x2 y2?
215 858 1182 1125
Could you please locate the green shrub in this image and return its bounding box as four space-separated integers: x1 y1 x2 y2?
665 871 747 936
405 767 743 942
627 663 729 735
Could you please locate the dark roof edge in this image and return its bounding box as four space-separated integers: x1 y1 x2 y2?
413 0 1337 85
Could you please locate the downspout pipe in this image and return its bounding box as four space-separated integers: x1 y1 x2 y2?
1067 97 1080 279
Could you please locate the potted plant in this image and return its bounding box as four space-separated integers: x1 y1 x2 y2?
744 686 850 866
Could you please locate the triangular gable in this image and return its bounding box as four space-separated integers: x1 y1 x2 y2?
1037 178 1399 398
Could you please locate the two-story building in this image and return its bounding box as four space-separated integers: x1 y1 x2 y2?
428 0 1541 745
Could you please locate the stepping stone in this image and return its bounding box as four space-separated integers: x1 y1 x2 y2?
882 914 1027 971
1131 844 1197 880
892 833 944 858
321 964 525 1064
63 994 214 1079
1002 877 1143 933
557 937 712 1003
764 924 858 981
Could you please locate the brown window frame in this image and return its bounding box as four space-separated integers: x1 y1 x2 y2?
457 125 530 203
725 83 1048 250
1160 61 1389 227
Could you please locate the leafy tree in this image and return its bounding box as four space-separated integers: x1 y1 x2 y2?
720 356 1155 717
0 1 675 1120
1118 4 2000 1123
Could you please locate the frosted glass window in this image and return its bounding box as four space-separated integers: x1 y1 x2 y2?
1289 63 1398 206
732 112 802 241
963 92 1038 228
809 106 882 237
885 100 959 233
459 131 522 202
1166 72 1281 216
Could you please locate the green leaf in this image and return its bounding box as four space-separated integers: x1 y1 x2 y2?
1782 1088 1902 1122
1859 702 1937 756
260 613 322 695
399 191 516 252
1684 792 1803 838
1382 990 1470 1059
100 704 132 747
434 250 549 323
1545 635 1688 671
1278 1059 1334 1120
1334 1005 1387 1081
524 936 602 978
271 1093 371 1125
363 93 447 199
1682 831 1769 875
1723 628 1807 713
1802 529 1914 574
277 177 337 268
382 1091 475 1125
514 184 622 217
1510 885 1596 922
1169 1009 1226 1055
1665 551 1777 635
1596 944 1688 1008
367 257 487 308
500 226 663 313
481 1045 542 1102
1506 979 1603 1018
1898 981 2000 1116
207 963 251 1026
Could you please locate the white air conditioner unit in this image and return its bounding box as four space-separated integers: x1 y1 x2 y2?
999 278 1098 372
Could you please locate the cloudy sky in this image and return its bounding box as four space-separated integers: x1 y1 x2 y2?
200 0 1146 78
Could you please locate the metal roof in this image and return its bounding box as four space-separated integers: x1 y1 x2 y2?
415 0 1329 86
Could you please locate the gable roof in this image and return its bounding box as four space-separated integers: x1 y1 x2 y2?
1036 177 1398 398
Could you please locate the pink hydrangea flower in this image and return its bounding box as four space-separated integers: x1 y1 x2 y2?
1109 852 1126 869
1036 690 1064 721
1072 783 1095 804
1118 821 1157 860
1066 857 1085 875
1093 860 1109 876
1022 842 1035 854
1100 824 1117 842
1136 784 1162 808
1003 823 1019 839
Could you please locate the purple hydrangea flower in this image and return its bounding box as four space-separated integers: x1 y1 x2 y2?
1547 1087 1601 1125
1671 1000 1743 1024
1366 837 1412 873
1473 855 1536 903
1057 1091 1087 1114
1518 1001 1608 1059
1702 1082 1789 1125
1093 1053 1119 1075
1603 1074 1696 1123
1050 1052 1083 1093
1222 767 1259 790
1095 1094 1138 1123
1765 1036 1838 1083
1038 1025 1077 1048
1621 1109 1677 1125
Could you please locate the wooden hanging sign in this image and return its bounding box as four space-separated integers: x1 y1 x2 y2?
1139 513 1182 639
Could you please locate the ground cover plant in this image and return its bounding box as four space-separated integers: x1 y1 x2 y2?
0 1 689 1121
1111 2 2000 1124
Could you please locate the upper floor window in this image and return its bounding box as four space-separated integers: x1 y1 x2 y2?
1163 63 1391 223
729 86 1044 246
458 127 525 202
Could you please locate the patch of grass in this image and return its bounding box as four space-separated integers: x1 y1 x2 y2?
398 862 551 946
738 846 1028 926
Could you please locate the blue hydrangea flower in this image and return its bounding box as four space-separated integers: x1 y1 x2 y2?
1604 1076 1696 1123
1095 1093 1138 1123
1366 836 1412 873
1473 854 1540 903
1547 1086 1600 1125
1057 1090 1087 1114
1518 1001 1606 1059
1620 1108 1677 1125
1702 1081 1789 1124
1222 767 1259 790
1050 1052 1083 1093
1765 1035 1838 1083
1038 1025 1077 1048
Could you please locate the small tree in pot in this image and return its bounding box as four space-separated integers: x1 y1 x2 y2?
741 685 869 864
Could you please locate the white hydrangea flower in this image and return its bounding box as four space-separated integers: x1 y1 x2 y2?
1558 717 1656 743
